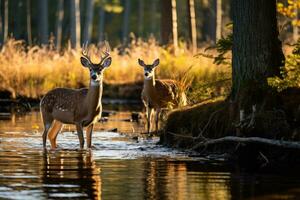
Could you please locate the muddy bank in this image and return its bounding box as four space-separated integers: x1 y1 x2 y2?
160 87 300 168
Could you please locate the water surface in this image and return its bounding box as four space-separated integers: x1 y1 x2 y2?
1 112 300 199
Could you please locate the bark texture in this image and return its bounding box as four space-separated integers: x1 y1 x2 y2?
231 0 285 102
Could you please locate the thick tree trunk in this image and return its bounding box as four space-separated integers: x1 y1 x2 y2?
26 0 32 46
83 0 94 43
231 0 285 134
55 0 64 50
97 6 105 43
187 0 197 53
38 0 49 45
70 0 81 48
122 0 130 44
138 0 144 38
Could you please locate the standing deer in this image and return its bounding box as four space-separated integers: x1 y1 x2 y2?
40 42 112 149
138 58 187 135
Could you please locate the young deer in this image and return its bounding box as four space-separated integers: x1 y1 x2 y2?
40 43 112 149
138 58 187 135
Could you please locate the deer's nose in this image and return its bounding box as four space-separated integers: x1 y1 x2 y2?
145 72 149 77
91 74 97 80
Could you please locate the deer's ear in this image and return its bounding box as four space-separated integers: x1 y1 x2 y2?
152 58 160 68
80 57 91 68
138 58 146 67
102 57 112 68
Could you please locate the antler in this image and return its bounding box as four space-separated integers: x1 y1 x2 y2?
82 42 92 61
100 41 111 64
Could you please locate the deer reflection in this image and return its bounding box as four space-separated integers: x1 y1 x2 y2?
41 149 101 199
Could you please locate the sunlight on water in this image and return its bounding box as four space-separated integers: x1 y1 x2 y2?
1 112 300 199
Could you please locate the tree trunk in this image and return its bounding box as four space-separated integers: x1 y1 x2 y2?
83 0 94 43
216 0 222 41
55 0 64 50
187 0 197 54
138 0 144 38
160 0 178 52
3 0 8 43
150 0 157 36
231 0 285 113
70 0 81 48
97 6 105 43
14 0 21 39
38 0 49 45
161 0 172 45
293 7 299 42
0 0 2 44
26 0 32 46
122 0 130 44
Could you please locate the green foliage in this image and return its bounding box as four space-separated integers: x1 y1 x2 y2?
268 39 300 91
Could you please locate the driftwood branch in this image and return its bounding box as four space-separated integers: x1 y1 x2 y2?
190 136 300 150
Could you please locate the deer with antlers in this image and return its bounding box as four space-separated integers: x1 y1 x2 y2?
40 42 112 149
138 58 187 135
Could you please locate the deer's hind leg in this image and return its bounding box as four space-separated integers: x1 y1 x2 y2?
48 120 63 149
41 112 54 148
86 124 94 148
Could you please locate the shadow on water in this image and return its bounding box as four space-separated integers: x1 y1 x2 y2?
1 111 300 199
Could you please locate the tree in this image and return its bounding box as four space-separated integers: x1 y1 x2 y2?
187 0 197 53
216 0 222 41
70 0 81 48
97 5 106 42
26 0 32 46
38 0 49 45
161 0 178 52
122 0 131 44
55 0 64 50
3 0 8 43
83 0 95 43
231 0 285 117
138 0 144 37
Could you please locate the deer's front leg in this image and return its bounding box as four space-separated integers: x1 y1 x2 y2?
76 124 85 148
86 124 94 148
146 104 153 135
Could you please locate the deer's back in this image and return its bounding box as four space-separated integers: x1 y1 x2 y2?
40 88 88 113
142 79 186 108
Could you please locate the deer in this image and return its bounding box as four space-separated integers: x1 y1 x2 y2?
138 58 187 135
40 42 112 149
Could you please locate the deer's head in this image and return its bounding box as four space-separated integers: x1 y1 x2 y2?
138 58 160 80
81 42 112 82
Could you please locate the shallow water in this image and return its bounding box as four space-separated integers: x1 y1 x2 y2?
1 112 300 199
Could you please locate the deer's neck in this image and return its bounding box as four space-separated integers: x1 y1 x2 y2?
85 79 103 113
144 75 156 88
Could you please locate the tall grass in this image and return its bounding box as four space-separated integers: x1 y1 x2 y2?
0 38 231 101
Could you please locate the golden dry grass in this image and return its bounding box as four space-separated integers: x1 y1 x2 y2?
0 38 231 100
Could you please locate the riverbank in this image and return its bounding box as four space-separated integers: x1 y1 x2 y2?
160 87 300 169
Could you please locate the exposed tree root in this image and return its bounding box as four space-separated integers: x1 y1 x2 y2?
190 136 300 151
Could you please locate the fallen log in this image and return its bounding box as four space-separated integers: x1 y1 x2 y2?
190 136 300 150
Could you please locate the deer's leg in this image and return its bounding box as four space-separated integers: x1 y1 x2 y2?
86 124 94 148
48 120 63 149
155 108 161 135
41 113 53 148
76 124 85 149
146 105 153 135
